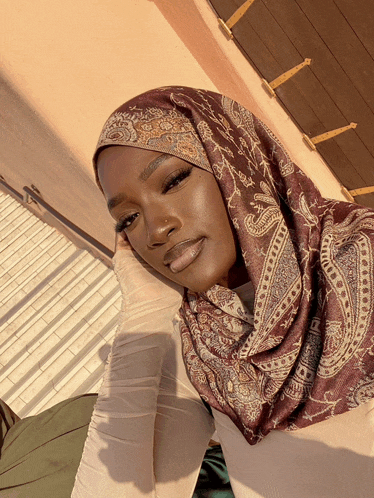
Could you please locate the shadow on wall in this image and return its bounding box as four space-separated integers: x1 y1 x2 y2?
0 70 115 252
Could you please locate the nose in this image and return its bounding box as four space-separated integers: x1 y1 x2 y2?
146 215 180 248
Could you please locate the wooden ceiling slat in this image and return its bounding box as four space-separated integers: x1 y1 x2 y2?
262 0 374 189
208 0 374 206
260 0 374 186
328 135 374 185
222 3 332 140
235 1 305 79
233 0 374 185
227 6 329 137
260 1 374 139
273 81 325 135
294 0 374 112
234 0 354 130
233 20 283 79
276 92 368 189
317 141 369 190
212 0 242 23
334 0 374 59
212 1 327 140
353 193 374 210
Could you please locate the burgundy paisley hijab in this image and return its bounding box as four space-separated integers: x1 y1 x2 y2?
94 86 374 444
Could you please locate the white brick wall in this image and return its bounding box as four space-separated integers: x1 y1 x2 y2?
0 191 121 417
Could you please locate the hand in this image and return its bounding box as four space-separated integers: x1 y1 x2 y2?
72 234 185 498
112 234 184 324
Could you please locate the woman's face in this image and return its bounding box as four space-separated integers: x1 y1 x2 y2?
97 145 245 292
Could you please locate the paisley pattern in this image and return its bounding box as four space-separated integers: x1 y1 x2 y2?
95 105 211 177
94 86 374 444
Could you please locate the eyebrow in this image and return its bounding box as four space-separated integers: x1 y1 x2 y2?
139 153 172 181
107 193 127 212
107 153 173 211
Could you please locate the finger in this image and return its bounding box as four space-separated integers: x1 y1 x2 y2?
115 232 131 251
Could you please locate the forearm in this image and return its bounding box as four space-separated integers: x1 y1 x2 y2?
153 317 215 497
72 243 213 498
71 310 173 497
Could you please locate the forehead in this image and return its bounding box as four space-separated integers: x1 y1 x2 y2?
97 146 165 191
97 145 162 177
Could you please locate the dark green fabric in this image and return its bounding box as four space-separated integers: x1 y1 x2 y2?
0 395 233 497
193 445 234 498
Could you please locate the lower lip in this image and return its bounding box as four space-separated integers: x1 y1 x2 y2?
169 238 205 274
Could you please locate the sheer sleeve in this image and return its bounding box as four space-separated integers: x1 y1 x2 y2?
71 247 214 498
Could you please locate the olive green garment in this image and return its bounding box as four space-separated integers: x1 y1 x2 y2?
0 394 233 498
0 395 97 498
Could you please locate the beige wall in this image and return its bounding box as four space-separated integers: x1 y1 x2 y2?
0 0 346 253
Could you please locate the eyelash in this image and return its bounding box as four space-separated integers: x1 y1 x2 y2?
161 166 192 194
115 213 138 233
115 166 193 233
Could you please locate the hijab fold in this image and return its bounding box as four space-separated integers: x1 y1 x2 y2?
95 86 374 444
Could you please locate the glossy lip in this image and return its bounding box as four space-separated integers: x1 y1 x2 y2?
163 237 205 273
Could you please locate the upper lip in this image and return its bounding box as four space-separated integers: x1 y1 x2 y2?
163 237 204 266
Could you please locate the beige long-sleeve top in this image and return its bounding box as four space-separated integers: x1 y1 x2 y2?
71 248 214 498
71 252 374 498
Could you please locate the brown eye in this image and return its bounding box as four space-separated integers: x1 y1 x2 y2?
162 167 192 194
115 213 139 232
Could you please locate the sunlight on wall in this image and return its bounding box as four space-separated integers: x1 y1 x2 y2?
1 0 216 167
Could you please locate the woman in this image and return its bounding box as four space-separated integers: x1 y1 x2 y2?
71 86 374 497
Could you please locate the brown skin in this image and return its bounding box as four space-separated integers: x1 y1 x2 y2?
97 145 247 293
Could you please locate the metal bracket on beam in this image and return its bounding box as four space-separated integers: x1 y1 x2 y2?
23 184 41 204
23 190 31 203
341 186 356 203
262 59 312 97
303 122 357 151
218 0 256 39
347 185 374 197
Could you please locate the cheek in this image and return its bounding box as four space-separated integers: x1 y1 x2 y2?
126 234 149 262
199 181 235 241
125 229 167 275
194 180 239 269
185 175 222 221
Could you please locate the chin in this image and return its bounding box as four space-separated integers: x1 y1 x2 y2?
180 272 229 293
185 282 212 293
175 259 233 292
